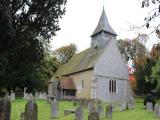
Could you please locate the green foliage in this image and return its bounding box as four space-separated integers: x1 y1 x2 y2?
151 59 160 91
143 93 156 107
54 44 77 65
37 53 59 91
0 0 66 90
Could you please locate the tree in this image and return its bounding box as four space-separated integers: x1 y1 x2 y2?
0 0 66 90
117 34 155 93
141 0 160 38
54 44 77 65
36 52 59 91
151 58 160 91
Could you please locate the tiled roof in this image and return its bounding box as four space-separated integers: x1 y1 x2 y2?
60 77 76 90
55 47 104 77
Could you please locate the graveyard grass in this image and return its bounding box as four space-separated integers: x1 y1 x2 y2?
11 98 157 120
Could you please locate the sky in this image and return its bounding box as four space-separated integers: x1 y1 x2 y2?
51 0 160 52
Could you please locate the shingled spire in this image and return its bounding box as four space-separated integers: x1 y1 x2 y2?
91 7 117 37
91 7 117 49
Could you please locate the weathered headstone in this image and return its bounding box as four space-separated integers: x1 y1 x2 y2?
0 98 11 120
120 101 127 111
39 92 43 99
34 92 39 100
75 107 84 120
106 104 113 119
146 102 153 112
24 100 38 120
154 104 160 119
88 100 95 114
88 111 99 120
79 99 87 108
97 100 103 116
29 93 34 100
19 112 25 120
42 92 47 100
51 99 59 118
10 92 15 101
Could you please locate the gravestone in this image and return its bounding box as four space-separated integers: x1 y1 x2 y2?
10 92 15 101
51 99 59 118
39 92 43 99
5 92 10 99
75 107 84 120
106 104 113 119
0 98 11 120
24 100 38 120
29 93 34 100
88 100 95 114
42 92 47 100
97 100 103 116
120 101 127 111
154 104 160 119
146 102 153 112
88 111 99 120
34 92 39 99
19 112 25 120
79 99 87 108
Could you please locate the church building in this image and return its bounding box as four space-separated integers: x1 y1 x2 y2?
54 8 132 102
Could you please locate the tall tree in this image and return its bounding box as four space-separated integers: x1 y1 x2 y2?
0 0 66 90
151 58 160 91
54 44 77 65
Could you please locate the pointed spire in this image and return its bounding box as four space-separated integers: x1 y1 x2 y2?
91 8 117 36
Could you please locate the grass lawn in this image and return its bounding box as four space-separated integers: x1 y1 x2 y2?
11 98 157 120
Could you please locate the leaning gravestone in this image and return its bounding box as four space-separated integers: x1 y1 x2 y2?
154 104 160 119
24 100 38 120
51 99 59 118
75 107 84 120
0 98 11 120
88 111 99 120
106 104 113 119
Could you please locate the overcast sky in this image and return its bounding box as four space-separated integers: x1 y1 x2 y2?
51 0 159 52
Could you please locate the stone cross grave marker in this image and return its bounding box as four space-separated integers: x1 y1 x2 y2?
106 104 113 119
24 100 38 120
51 99 59 118
75 106 84 120
0 98 11 120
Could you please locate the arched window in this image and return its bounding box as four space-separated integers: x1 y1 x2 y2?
109 80 116 93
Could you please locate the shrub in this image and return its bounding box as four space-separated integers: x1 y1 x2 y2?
143 93 156 107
